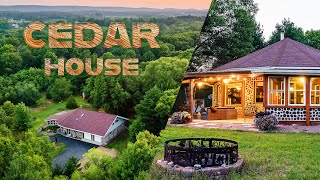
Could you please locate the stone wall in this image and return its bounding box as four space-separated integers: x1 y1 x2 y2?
310 108 320 121
266 108 306 121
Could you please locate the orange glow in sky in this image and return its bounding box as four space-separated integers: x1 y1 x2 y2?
0 0 212 9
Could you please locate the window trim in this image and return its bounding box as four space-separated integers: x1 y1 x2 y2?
254 81 264 104
224 82 242 106
288 77 306 106
268 76 286 106
310 77 320 106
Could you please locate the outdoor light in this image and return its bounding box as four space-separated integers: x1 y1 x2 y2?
223 79 230 83
198 82 203 87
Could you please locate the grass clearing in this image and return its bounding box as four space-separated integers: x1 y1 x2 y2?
153 126 320 179
30 96 93 131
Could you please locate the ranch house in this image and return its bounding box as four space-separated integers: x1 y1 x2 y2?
46 108 128 145
183 37 320 126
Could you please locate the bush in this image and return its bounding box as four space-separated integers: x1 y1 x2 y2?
170 111 191 124
128 119 145 142
47 78 72 102
108 131 160 180
254 111 278 131
66 97 79 109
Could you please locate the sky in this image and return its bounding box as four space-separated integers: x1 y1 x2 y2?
1 0 319 39
255 0 320 39
0 0 212 10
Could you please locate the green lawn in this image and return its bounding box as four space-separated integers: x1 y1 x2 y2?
106 131 129 154
156 126 320 179
30 96 94 131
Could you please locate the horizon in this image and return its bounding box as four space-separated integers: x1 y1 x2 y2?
0 0 212 10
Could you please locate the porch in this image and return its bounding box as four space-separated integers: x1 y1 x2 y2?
181 73 265 121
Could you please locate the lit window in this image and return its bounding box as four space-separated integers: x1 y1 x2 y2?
311 78 320 105
255 82 264 103
226 83 242 105
268 77 285 105
289 77 305 105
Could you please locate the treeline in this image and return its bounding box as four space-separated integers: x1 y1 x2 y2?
188 0 320 72
0 101 55 179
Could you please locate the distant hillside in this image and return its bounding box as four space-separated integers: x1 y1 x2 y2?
0 5 208 17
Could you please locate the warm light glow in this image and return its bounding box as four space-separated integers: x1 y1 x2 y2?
250 74 255 78
209 77 213 80
218 77 221 81
236 87 241 90
204 78 207 82
244 78 247 81
237 77 240 80
198 82 203 87
231 75 235 78
290 87 294 91
300 77 305 82
223 79 230 83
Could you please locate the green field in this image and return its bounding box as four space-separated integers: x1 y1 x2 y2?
156 126 320 179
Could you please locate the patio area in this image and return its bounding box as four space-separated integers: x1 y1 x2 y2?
168 119 320 133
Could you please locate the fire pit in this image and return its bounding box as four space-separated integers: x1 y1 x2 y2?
157 138 243 179
164 138 238 167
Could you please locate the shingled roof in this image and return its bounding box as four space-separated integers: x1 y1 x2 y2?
213 38 320 72
46 108 119 136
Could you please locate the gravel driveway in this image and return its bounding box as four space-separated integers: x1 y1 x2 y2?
50 136 97 167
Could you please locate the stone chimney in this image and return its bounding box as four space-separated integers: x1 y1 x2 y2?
280 31 285 40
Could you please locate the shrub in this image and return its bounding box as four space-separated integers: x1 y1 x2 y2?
128 119 145 142
170 111 191 124
254 111 278 131
108 131 160 180
66 97 79 109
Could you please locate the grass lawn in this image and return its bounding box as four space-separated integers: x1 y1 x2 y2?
30 96 94 131
106 130 129 154
156 126 320 179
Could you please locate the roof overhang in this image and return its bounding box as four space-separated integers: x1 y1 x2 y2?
185 66 320 79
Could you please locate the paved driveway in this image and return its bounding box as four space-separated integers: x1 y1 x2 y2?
50 136 97 167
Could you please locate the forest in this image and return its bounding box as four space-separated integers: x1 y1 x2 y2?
1 0 320 179
0 13 203 179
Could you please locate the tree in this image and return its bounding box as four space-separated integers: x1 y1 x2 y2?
47 78 72 102
268 19 307 45
14 103 32 132
306 30 320 50
134 86 164 136
108 131 160 180
63 156 80 178
0 125 15 177
15 83 40 106
188 0 264 71
0 44 22 75
66 97 79 109
5 153 52 180
140 57 189 92
155 88 179 121
77 148 113 179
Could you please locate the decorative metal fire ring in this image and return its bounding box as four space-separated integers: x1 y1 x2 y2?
164 138 239 167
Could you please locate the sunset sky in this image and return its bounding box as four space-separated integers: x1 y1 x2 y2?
0 0 212 9
1 0 319 39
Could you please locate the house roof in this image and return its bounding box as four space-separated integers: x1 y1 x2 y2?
213 38 320 72
46 108 121 136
